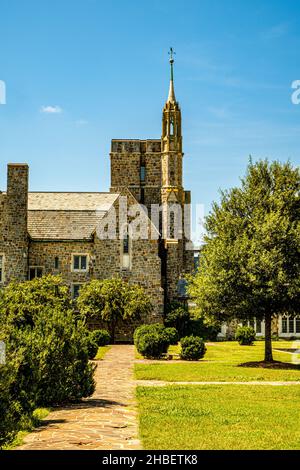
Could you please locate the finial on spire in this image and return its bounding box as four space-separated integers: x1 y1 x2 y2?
167 47 176 103
168 47 175 80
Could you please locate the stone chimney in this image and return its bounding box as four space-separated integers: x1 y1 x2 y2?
5 164 29 282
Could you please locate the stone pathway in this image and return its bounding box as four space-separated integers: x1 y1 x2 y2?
16 345 140 450
136 380 300 387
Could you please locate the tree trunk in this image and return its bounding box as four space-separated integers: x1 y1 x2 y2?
264 314 274 363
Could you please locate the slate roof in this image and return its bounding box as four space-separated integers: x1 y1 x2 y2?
27 192 119 241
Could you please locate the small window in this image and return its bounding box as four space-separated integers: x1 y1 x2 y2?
140 187 145 204
72 255 88 272
122 234 131 270
170 118 174 136
289 317 295 334
29 267 43 280
296 317 300 334
72 284 82 299
256 321 262 334
123 234 129 255
54 257 59 270
140 166 146 182
282 316 288 334
0 255 4 283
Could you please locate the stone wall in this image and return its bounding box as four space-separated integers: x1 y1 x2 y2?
0 164 29 284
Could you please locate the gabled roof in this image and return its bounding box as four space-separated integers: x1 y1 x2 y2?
28 192 119 211
28 192 119 241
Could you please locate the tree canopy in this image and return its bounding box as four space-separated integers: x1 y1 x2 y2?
188 160 300 361
77 278 153 342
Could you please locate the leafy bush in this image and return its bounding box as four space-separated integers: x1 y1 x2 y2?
87 335 99 360
134 323 165 346
90 329 110 346
77 278 152 343
180 336 207 361
0 276 96 448
162 327 178 345
136 332 169 359
164 303 190 338
235 326 256 346
185 318 220 342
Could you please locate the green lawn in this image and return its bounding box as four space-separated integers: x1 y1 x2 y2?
4 408 50 450
135 341 300 382
137 385 300 450
94 345 111 360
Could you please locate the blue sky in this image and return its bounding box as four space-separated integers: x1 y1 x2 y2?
1 0 300 224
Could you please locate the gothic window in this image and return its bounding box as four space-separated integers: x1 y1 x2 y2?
0 255 4 283
256 321 262 334
122 233 131 270
245 318 263 335
296 316 300 334
170 118 175 136
72 255 88 272
29 266 43 280
289 317 294 334
54 256 59 270
281 315 288 334
280 314 300 334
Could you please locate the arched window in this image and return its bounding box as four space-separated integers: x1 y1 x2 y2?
122 232 131 270
281 314 300 335
281 314 288 334
170 119 174 136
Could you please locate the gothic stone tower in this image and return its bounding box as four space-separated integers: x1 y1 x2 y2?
110 49 194 307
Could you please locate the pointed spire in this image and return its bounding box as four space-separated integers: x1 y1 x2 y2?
167 47 176 103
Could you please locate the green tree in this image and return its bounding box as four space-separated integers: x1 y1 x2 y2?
188 160 300 362
0 274 71 327
77 278 152 343
0 276 96 447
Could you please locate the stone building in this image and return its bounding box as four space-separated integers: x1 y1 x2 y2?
0 55 194 339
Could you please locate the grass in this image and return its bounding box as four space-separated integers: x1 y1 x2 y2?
137 385 300 450
94 345 111 360
135 341 300 382
3 408 50 450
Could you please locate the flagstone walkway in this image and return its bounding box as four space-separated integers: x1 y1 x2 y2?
16 345 140 450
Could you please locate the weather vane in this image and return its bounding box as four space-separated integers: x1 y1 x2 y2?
168 47 176 64
168 47 176 81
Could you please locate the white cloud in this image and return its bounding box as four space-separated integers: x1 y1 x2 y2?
40 105 63 114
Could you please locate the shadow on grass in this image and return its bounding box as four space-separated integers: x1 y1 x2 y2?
239 361 300 370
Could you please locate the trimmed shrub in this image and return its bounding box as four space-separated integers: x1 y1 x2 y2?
162 327 178 345
134 323 164 346
90 329 110 347
136 332 169 359
87 335 99 360
180 336 207 361
235 326 256 346
164 303 190 338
